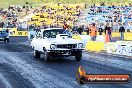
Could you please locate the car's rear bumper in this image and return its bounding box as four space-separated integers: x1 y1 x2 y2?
0 38 5 40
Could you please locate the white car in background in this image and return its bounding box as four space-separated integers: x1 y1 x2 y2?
31 28 84 62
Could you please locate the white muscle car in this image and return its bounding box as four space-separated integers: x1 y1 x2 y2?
31 28 83 62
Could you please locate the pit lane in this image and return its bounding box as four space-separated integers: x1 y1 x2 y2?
0 36 131 88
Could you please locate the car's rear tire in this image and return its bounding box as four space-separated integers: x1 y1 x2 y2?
34 50 40 58
4 39 6 42
3 38 9 42
6 38 9 42
75 52 82 62
43 48 49 62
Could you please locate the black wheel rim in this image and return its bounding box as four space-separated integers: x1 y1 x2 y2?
44 50 47 60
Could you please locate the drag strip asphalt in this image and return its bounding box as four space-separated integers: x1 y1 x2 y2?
0 37 131 88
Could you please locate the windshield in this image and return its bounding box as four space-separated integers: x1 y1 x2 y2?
43 29 72 38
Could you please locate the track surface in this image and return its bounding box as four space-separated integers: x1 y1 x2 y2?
0 37 132 88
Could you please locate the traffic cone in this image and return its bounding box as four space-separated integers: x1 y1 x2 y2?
105 30 110 42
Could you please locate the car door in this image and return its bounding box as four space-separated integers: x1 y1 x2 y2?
34 32 43 51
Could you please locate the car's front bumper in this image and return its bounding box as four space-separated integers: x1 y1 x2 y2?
47 48 84 56
48 48 84 51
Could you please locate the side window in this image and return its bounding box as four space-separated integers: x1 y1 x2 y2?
50 31 56 38
43 31 50 38
36 32 42 39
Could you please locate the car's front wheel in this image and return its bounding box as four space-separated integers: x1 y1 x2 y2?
34 50 40 58
43 48 49 62
75 52 82 61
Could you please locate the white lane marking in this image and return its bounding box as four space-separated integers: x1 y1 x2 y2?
0 50 33 54
0 73 12 88
0 51 74 88
4 52 33 54
0 50 130 88
8 42 30 46
0 51 105 88
18 41 31 46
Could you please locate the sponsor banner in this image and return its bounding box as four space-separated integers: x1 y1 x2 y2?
10 31 28 36
76 66 131 85
106 41 132 56
105 42 116 54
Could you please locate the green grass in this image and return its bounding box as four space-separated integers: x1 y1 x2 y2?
0 0 131 8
